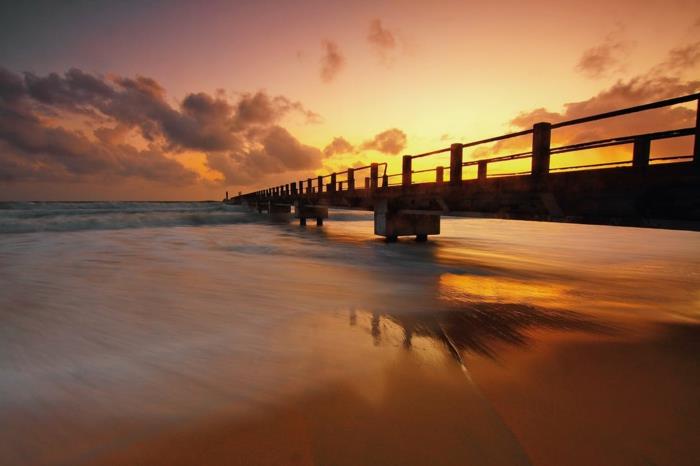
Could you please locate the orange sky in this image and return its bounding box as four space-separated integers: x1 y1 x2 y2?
0 0 698 200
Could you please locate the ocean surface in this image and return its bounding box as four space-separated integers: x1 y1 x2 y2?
1 201 699 466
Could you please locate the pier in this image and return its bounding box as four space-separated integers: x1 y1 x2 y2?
228 93 700 240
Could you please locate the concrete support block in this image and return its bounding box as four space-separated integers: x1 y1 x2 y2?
373 199 440 241
267 202 291 221
294 203 329 226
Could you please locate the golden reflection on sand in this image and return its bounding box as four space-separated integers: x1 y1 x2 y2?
439 272 569 308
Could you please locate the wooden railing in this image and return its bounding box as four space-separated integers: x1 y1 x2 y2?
242 93 699 199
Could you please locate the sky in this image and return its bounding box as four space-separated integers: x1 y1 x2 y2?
0 0 698 200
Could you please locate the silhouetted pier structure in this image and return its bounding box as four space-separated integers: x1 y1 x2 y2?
229 93 700 240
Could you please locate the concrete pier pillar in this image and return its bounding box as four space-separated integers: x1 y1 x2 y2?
373 199 440 242
267 202 291 222
294 202 329 227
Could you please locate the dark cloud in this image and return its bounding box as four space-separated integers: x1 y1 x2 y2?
0 67 324 187
361 128 407 155
367 19 397 64
323 136 354 157
204 125 323 185
320 40 344 83
576 33 630 79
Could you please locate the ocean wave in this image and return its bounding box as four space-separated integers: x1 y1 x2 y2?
0 202 255 233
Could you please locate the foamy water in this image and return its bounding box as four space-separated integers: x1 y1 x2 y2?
1 202 698 466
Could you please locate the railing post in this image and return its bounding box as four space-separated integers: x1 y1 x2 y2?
339 181 344 191
436 166 444 184
632 136 651 169
450 143 463 186
478 161 488 181
317 175 323 193
402 155 412 188
531 122 551 178
382 173 388 188
370 163 379 191
330 173 337 192
347 168 355 191
307 178 312 194
365 177 370 190
291 182 297 195
694 97 699 168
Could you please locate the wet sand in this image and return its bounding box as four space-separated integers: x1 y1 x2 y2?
1 205 698 465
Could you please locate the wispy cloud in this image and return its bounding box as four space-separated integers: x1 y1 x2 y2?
575 30 631 79
320 40 345 83
367 18 397 65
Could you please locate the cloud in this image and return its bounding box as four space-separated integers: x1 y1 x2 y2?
367 19 397 64
481 79 698 164
320 40 344 83
204 125 323 185
360 128 407 155
0 67 324 187
663 41 700 72
323 136 354 157
576 32 630 79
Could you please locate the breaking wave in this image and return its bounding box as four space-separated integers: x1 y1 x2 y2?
0 201 255 234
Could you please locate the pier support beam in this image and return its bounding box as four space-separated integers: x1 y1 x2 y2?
295 202 329 227
267 202 291 221
373 199 440 242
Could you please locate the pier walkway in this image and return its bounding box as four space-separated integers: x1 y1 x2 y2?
227 94 700 240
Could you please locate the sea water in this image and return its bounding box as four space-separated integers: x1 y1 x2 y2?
1 202 698 466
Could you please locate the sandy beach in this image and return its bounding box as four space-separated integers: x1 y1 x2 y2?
1 203 698 465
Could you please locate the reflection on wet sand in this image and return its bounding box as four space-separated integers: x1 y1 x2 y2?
355 303 614 361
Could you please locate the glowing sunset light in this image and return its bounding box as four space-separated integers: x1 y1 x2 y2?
1 0 698 200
